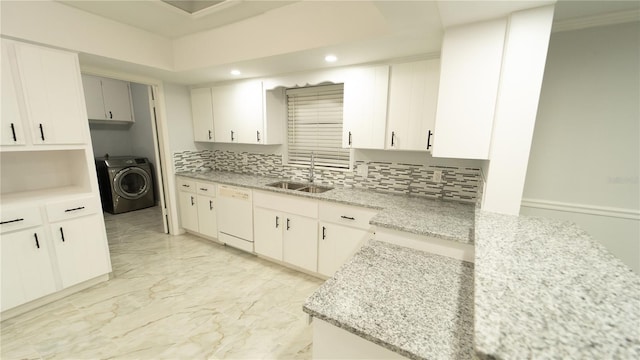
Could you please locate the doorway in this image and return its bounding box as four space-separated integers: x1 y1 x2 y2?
84 75 170 234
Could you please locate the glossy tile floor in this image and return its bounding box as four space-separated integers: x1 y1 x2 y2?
1 206 324 359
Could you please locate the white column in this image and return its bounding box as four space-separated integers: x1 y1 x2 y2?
482 5 556 215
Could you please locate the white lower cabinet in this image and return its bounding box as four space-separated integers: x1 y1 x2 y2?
1 196 112 313
178 191 198 232
177 178 381 278
50 214 111 288
176 177 218 239
254 191 318 273
318 223 370 277
1 227 56 312
254 207 284 261
196 194 217 238
317 202 377 277
177 177 199 232
282 214 318 272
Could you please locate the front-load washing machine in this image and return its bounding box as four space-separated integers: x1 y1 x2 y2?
95 156 155 214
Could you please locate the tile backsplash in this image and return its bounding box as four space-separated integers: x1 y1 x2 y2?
174 150 483 203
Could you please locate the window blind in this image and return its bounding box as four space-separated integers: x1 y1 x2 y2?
286 84 349 170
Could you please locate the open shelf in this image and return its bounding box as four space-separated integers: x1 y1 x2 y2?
0 149 93 205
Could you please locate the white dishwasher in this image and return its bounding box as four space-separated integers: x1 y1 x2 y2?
216 185 254 252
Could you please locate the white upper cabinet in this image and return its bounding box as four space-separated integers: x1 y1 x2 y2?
82 75 134 123
433 19 507 159
342 65 389 149
1 41 26 146
190 79 282 145
100 78 133 122
386 59 440 151
212 79 264 144
14 41 88 145
190 87 215 142
81 75 106 120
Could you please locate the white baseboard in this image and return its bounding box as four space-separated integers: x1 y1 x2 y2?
521 198 640 221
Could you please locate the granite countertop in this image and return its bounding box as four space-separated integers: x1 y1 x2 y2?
474 211 640 359
176 170 475 244
303 240 476 360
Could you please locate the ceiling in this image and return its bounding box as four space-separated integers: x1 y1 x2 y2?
59 0 296 39
56 0 639 85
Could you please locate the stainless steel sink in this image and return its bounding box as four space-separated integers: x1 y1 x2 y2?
266 181 308 190
266 181 333 194
297 185 333 194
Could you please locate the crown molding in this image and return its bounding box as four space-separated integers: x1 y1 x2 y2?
552 9 640 33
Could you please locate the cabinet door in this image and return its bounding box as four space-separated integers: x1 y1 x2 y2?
81 74 107 120
1 227 56 311
178 191 199 232
386 59 440 151
15 42 87 145
51 215 111 288
212 80 263 144
100 77 133 122
254 207 283 261
191 88 214 142
196 194 217 238
1 40 26 146
318 222 369 277
342 65 389 149
283 214 318 272
433 19 507 159
236 80 264 144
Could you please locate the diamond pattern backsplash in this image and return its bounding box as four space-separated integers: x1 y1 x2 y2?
174 150 483 203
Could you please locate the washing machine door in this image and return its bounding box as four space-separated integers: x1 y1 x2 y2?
113 167 151 200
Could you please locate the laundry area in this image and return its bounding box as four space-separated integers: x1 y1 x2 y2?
83 76 166 229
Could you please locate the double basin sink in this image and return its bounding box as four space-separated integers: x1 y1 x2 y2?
266 181 332 194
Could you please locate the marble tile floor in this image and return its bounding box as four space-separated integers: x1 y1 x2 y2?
1 206 324 359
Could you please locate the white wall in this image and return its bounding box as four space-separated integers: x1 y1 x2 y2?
0 0 173 70
521 21 640 273
89 124 133 158
162 83 197 154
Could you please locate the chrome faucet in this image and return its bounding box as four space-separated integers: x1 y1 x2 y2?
309 152 315 183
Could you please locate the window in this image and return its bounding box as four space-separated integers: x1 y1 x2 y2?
286 84 349 170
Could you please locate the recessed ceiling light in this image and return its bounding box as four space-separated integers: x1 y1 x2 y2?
324 55 338 63
230 69 241 76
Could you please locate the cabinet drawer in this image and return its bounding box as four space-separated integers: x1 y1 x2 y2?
46 196 100 223
254 190 317 218
0 206 43 233
176 177 196 193
196 182 216 196
319 202 378 230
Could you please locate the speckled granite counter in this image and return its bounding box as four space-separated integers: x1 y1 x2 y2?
303 240 476 360
176 171 475 244
474 211 640 359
